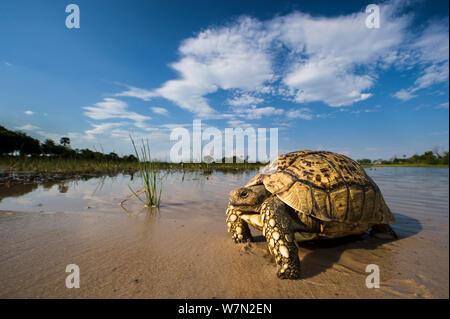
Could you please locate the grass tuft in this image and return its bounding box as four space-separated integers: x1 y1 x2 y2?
129 136 162 208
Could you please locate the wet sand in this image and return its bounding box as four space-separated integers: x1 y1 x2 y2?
0 168 448 298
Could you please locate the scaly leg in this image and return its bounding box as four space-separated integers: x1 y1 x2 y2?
261 196 301 279
226 206 253 243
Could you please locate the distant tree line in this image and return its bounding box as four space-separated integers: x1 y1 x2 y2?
0 125 137 162
357 150 449 166
2 125 448 165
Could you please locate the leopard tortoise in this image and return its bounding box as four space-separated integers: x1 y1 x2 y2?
226 150 397 279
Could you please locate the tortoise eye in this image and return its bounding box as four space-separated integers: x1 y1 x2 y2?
240 191 248 198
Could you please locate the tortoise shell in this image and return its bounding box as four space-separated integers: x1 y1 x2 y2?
247 150 395 224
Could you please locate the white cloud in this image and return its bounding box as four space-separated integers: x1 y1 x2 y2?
393 89 417 101
107 1 447 126
273 3 410 106
413 63 449 90
226 92 285 120
227 93 264 107
115 85 155 100
116 17 274 118
232 105 284 120
16 124 39 131
394 18 449 100
114 2 419 115
286 108 313 120
282 57 374 106
67 123 164 153
436 102 449 109
226 119 253 128
24 110 34 115
316 113 333 119
35 130 61 142
83 98 151 129
159 123 192 130
151 107 169 116
84 122 124 140
153 17 274 117
13 125 63 143
411 20 449 68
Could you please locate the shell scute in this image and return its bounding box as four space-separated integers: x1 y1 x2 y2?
329 187 348 221
348 187 365 222
277 182 312 217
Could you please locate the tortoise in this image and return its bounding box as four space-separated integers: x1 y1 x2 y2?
226 150 397 279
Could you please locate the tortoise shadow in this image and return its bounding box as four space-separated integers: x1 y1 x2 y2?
253 212 422 280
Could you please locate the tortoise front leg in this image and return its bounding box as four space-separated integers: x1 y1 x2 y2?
226 206 253 243
261 197 301 279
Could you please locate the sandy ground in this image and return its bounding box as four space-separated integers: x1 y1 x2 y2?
0 206 447 298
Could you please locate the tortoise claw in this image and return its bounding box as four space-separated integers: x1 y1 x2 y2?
277 266 301 280
232 233 253 243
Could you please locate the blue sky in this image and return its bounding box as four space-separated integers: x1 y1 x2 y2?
0 0 448 160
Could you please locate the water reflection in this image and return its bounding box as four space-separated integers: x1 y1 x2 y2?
0 183 39 203
58 183 69 194
0 168 447 232
0 175 108 204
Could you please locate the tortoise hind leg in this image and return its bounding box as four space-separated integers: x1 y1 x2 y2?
370 224 398 240
226 208 253 243
261 196 301 279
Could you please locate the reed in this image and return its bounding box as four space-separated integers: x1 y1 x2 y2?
128 137 162 208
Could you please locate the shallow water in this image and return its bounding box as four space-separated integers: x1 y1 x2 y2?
0 167 448 298
0 170 255 215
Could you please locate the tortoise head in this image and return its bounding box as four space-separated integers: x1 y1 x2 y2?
228 184 270 213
